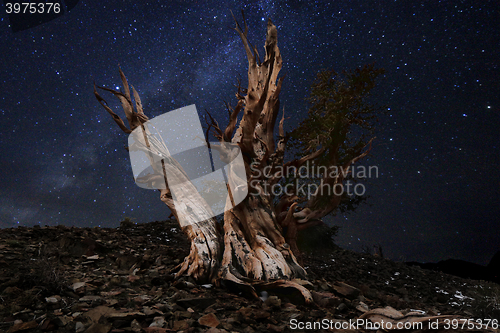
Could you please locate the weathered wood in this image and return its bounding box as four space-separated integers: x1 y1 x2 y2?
96 13 380 302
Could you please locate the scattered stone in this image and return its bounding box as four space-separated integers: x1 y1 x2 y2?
40 318 56 331
85 323 112 333
79 295 104 305
264 295 281 309
128 275 140 283
133 295 150 304
0 220 497 333
356 301 370 313
311 291 342 307
172 320 189 331
85 306 117 323
149 316 166 328
45 295 62 304
337 303 347 312
7 320 38 333
75 321 86 333
267 323 285 332
130 319 142 332
107 311 145 320
318 280 331 291
332 282 361 300
52 315 72 327
72 282 86 293
173 310 192 319
143 307 162 316
198 313 220 328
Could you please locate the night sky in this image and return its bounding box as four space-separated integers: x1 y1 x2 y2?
1 1 499 266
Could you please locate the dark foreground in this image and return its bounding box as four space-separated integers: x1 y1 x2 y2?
0 220 499 332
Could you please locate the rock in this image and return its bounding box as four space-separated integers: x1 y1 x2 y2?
116 255 139 270
40 318 56 331
7 321 38 333
130 319 142 332
133 295 151 304
355 301 369 313
127 275 141 283
173 311 192 319
52 315 72 327
173 280 196 290
79 295 104 306
143 306 162 316
332 282 361 300
172 320 190 331
198 313 220 328
85 323 112 333
238 306 270 321
267 323 285 332
337 303 347 312
58 236 107 257
149 316 166 328
85 306 116 323
264 295 281 309
242 326 256 333
311 291 342 307
72 282 86 293
75 321 86 333
318 280 330 291
107 311 145 320
45 295 61 304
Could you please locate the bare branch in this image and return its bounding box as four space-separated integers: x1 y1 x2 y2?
224 100 243 142
93 83 132 134
205 111 224 142
230 10 256 67
118 66 131 103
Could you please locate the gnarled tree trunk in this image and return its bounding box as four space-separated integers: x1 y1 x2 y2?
94 13 375 302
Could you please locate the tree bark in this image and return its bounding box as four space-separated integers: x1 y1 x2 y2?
94 69 221 284
95 13 376 304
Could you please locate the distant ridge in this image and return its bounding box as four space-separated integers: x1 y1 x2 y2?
407 250 500 284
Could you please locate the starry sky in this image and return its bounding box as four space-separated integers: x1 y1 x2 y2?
1 1 498 266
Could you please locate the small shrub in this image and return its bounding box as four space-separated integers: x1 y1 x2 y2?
17 246 68 297
120 216 136 229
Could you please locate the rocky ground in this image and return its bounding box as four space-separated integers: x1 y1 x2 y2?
0 220 499 333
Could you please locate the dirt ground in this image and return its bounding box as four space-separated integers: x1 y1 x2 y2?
0 220 499 332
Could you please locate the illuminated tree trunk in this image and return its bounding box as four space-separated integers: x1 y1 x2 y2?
94 12 375 302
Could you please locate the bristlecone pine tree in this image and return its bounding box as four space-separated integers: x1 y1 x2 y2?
94 12 384 302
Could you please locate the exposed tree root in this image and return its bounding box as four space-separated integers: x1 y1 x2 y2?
254 279 314 305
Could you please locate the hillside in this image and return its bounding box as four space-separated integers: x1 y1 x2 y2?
0 220 499 332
